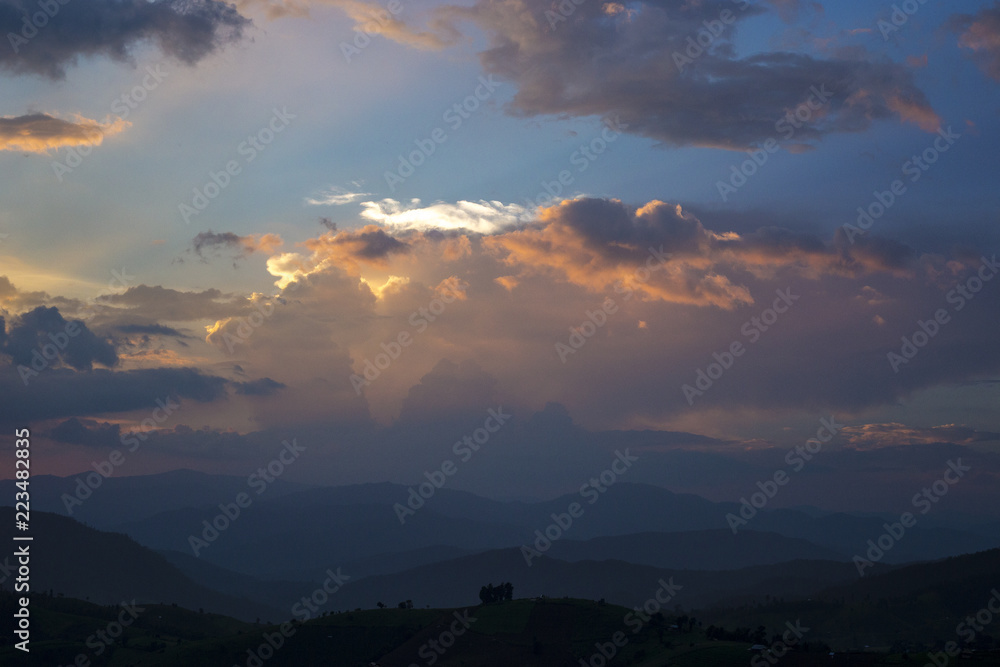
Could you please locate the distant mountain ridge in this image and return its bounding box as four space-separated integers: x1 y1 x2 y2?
4 472 998 584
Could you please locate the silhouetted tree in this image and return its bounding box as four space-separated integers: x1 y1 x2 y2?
478 582 514 604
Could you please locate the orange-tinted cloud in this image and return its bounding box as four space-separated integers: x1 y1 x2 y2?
0 113 129 154
237 0 460 49
484 198 917 309
188 231 283 264
843 423 1000 450
298 225 409 276
952 4 1000 81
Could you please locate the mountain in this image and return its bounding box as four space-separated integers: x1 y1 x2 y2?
326 547 867 612
703 547 1000 650
114 502 530 580
0 508 283 622
544 529 846 569
0 468 307 527
157 549 311 613
114 480 1000 580
7 472 997 584
6 545 1000 662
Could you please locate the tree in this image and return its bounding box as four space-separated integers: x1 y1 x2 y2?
478 582 514 604
377 602 385 609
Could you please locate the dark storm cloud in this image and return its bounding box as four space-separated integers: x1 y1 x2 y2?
48 417 121 447
831 228 917 275
550 197 709 258
115 323 189 338
343 226 408 260
185 231 281 264
233 377 286 395
192 231 246 254
0 366 228 422
1 0 250 78
390 0 942 149
97 285 244 321
46 416 280 459
2 306 117 370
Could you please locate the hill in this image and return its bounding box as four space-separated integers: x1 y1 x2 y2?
545 529 846 569
0 508 282 622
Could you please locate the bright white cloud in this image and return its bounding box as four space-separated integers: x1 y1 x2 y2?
305 186 372 206
359 198 533 234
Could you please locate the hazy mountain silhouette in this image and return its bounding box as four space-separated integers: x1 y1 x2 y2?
0 508 282 622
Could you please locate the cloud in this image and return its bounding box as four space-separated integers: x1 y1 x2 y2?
0 113 129 153
951 3 1000 81
205 270 375 428
306 186 372 206
396 358 498 423
842 423 1000 450
2 306 117 371
0 366 229 423
11 196 990 440
0 275 53 312
48 417 122 447
115 324 189 338
358 0 939 149
187 231 283 264
268 225 410 284
484 198 917 309
235 0 459 48
233 377 286 395
96 285 246 322
360 199 532 235
767 0 802 22
46 416 280 459
0 0 250 79
325 0 458 49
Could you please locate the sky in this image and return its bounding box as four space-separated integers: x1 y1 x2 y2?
1 0 1000 504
